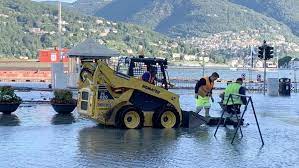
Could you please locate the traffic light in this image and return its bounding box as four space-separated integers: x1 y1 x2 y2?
257 41 274 60
258 46 264 59
265 46 274 60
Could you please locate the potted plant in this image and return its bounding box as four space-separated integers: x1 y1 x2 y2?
50 89 77 114
0 86 22 114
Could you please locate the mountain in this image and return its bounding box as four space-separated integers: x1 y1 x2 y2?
71 0 113 16
66 0 298 40
229 0 299 37
39 1 71 7
0 0 193 58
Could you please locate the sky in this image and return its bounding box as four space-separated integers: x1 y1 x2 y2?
34 0 77 3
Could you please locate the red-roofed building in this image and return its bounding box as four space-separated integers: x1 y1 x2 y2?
38 48 69 62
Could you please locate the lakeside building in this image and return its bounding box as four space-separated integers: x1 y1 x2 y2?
290 58 299 69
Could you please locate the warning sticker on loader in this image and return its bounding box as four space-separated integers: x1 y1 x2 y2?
98 85 113 100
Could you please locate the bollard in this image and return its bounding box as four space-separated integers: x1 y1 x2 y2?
267 78 279 96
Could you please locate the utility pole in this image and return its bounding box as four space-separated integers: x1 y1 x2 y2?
258 40 274 95
202 52 205 76
294 68 297 93
51 1 66 89
263 44 266 95
58 1 62 62
249 46 254 82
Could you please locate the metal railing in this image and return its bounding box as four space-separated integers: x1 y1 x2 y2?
168 78 299 92
214 93 264 146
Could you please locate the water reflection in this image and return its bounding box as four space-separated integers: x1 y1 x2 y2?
0 114 20 126
77 126 254 167
221 127 243 148
192 127 211 141
78 127 180 166
0 91 296 167
51 113 76 125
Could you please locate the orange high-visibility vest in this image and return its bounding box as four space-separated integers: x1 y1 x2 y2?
198 77 214 97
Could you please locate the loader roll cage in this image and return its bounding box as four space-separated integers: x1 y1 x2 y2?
116 56 170 90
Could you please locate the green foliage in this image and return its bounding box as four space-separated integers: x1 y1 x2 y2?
73 0 299 40
71 0 111 16
230 0 299 37
0 86 22 104
4 0 299 61
0 0 191 59
51 89 76 104
278 56 293 67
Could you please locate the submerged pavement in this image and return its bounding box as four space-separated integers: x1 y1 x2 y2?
0 90 298 168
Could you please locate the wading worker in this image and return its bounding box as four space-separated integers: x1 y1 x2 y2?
195 72 219 117
223 78 246 115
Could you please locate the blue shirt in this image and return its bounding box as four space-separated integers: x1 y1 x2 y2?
142 72 151 82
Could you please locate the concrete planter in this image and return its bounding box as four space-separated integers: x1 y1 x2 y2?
51 103 76 114
0 103 20 114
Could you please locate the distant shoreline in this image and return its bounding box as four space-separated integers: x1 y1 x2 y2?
168 62 229 69
168 66 229 69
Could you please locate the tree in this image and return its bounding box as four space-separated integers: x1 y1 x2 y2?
22 35 33 48
278 56 292 68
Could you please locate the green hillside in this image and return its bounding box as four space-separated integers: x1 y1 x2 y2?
230 0 299 37
68 0 298 40
71 0 112 16
0 0 192 58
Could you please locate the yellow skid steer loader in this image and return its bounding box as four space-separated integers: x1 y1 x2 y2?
77 56 184 129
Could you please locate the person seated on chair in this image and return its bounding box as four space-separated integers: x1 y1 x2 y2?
223 78 247 116
142 66 158 85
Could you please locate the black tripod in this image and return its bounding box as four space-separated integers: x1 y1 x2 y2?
214 94 264 146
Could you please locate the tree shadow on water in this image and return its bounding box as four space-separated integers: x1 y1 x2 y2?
78 126 180 156
51 113 76 125
0 114 20 126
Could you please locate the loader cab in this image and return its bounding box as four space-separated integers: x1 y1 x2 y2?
116 56 170 90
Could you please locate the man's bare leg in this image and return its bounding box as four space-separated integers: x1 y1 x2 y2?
204 108 210 118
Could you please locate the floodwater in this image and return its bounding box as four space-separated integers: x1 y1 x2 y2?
168 67 299 81
0 90 298 168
